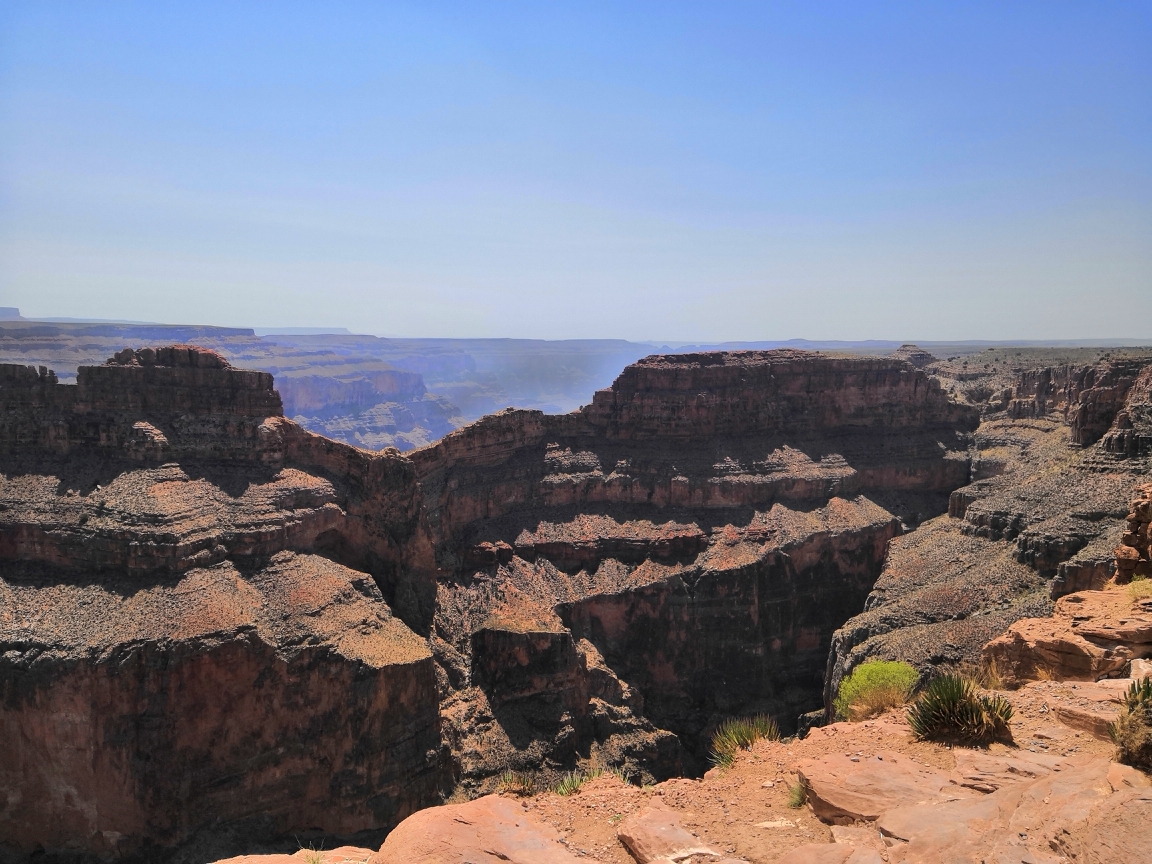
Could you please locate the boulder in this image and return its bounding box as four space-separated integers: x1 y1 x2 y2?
616 803 721 862
370 795 584 864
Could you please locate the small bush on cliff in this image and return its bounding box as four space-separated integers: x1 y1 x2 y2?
497 771 535 796
1110 678 1152 770
906 674 1013 743
709 714 781 769
787 778 808 808
834 660 919 721
1128 576 1152 601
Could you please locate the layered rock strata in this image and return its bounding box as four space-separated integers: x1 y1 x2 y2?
1116 483 1152 582
982 587 1152 685
0 350 443 861
2 346 983 858
413 351 976 782
826 353 1152 713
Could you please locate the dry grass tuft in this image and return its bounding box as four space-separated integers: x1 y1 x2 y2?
709 714 781 769
787 778 808 808
496 771 535 796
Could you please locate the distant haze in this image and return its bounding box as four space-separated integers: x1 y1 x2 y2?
1 2 1149 341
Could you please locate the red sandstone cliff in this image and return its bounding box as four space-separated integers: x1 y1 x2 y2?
1 346 984 859
0 349 443 861
410 351 977 785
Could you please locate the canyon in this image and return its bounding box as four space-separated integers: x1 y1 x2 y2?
2 340 1151 862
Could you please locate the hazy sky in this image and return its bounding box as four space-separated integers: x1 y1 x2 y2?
1 2 1149 340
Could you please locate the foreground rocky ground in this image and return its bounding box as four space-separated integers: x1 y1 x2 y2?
214 668 1150 863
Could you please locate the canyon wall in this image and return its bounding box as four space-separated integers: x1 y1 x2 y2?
826 353 1152 715
413 350 977 781
1 346 983 859
0 350 443 861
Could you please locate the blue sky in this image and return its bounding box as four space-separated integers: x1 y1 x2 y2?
1 2 1149 340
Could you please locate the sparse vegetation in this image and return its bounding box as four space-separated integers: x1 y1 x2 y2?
1128 575 1152 601
551 766 626 796
709 714 781 769
298 844 324 864
1110 678 1152 770
906 674 1013 743
975 656 1007 691
787 778 808 808
833 660 919 720
496 771 535 796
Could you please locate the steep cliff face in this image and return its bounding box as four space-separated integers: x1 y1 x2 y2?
0 350 443 861
1 346 984 858
826 354 1152 715
412 351 977 781
1006 358 1147 446
0 555 440 859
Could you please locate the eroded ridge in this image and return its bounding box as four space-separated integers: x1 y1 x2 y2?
1 346 985 859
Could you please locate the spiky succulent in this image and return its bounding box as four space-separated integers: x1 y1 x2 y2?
906 674 1013 742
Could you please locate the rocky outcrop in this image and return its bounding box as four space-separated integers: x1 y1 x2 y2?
1101 365 1152 458
888 344 937 369
982 588 1152 684
1116 483 1152 583
1 346 985 858
0 346 282 460
825 351 1152 709
414 351 976 781
0 554 441 859
0 350 444 861
1006 358 1147 446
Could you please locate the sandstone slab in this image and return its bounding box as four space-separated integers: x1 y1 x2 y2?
370 795 585 864
875 758 1152 864
794 752 971 823
776 845 884 864
616 803 720 862
982 588 1152 685
214 847 374 864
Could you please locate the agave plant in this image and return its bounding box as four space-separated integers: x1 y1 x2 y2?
1120 676 1152 715
906 674 1013 742
1110 677 1152 769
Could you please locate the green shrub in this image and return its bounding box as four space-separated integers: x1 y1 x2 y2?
709 714 781 769
1129 576 1152 601
906 674 1013 742
1110 678 1152 770
787 778 808 808
834 660 919 721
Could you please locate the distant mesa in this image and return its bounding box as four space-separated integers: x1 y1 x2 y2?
889 343 938 369
0 307 21 320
